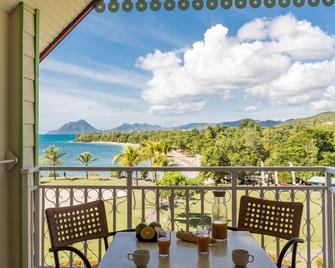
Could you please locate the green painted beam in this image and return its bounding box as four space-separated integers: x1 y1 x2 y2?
18 2 24 268
35 9 40 166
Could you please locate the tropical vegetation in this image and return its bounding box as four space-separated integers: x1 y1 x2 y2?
112 142 175 183
157 172 203 200
113 145 142 167
77 118 335 183
43 145 67 180
113 145 143 185
75 152 98 179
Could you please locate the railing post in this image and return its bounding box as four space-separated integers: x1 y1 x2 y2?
22 169 33 268
169 190 175 231
34 170 41 268
41 187 45 268
231 171 238 228
326 170 334 268
200 190 205 223
185 190 190 231
306 190 311 268
126 170 133 229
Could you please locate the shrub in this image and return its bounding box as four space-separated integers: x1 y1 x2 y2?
156 172 203 200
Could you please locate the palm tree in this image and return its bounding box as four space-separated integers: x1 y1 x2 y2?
152 152 177 181
75 152 98 180
113 145 142 167
142 141 163 181
113 145 143 184
43 145 67 180
153 152 176 167
141 141 160 166
159 140 172 156
113 146 142 209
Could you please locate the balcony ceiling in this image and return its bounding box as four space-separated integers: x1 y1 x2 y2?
0 0 91 54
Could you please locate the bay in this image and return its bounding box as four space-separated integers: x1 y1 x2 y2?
39 134 125 167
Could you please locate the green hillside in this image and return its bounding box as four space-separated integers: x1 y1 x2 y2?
283 112 335 126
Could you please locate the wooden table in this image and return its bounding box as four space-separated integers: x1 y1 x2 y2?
99 231 277 268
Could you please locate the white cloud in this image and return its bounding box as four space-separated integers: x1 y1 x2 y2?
237 18 268 41
311 100 335 111
40 87 118 132
246 60 335 104
137 50 181 71
137 13 335 114
39 81 145 133
267 15 335 60
148 101 205 114
238 14 335 60
311 85 335 111
42 59 148 89
244 106 258 112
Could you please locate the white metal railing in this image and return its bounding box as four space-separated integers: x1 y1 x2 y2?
23 166 335 268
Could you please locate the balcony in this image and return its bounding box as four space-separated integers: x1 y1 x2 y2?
23 166 335 268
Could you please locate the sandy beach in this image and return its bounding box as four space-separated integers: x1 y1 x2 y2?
168 150 200 167
87 141 200 167
90 141 140 147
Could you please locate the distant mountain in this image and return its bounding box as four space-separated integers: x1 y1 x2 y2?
258 120 283 127
174 123 211 130
220 119 282 127
282 111 335 126
47 120 99 134
47 112 335 134
47 119 281 134
175 119 282 130
110 123 164 132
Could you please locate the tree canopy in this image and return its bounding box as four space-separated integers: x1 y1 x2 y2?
77 122 335 183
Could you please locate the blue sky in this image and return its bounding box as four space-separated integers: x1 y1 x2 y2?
40 6 335 133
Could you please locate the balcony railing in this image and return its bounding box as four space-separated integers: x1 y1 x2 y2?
23 166 335 268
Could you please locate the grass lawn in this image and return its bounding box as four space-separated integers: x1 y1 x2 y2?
41 176 324 267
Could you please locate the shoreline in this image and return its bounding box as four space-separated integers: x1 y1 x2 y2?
89 141 139 147
169 150 201 167
80 141 200 168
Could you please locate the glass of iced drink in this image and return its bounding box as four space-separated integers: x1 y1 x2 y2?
197 223 210 254
157 229 171 257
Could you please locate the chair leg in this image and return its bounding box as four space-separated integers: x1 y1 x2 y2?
51 246 92 268
54 251 60 268
104 237 109 251
277 237 303 268
291 243 298 268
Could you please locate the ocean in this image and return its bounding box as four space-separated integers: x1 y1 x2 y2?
39 134 125 167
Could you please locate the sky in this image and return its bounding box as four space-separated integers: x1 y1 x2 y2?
40 5 335 133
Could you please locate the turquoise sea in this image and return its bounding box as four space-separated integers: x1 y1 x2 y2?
39 134 125 167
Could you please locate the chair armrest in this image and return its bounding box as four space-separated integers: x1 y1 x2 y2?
228 226 238 231
50 245 92 268
277 237 304 268
288 237 304 244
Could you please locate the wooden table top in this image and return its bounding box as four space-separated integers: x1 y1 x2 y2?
99 231 277 268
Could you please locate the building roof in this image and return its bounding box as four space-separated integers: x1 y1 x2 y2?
0 0 95 59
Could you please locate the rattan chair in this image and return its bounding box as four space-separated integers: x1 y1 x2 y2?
45 200 135 268
229 195 304 268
